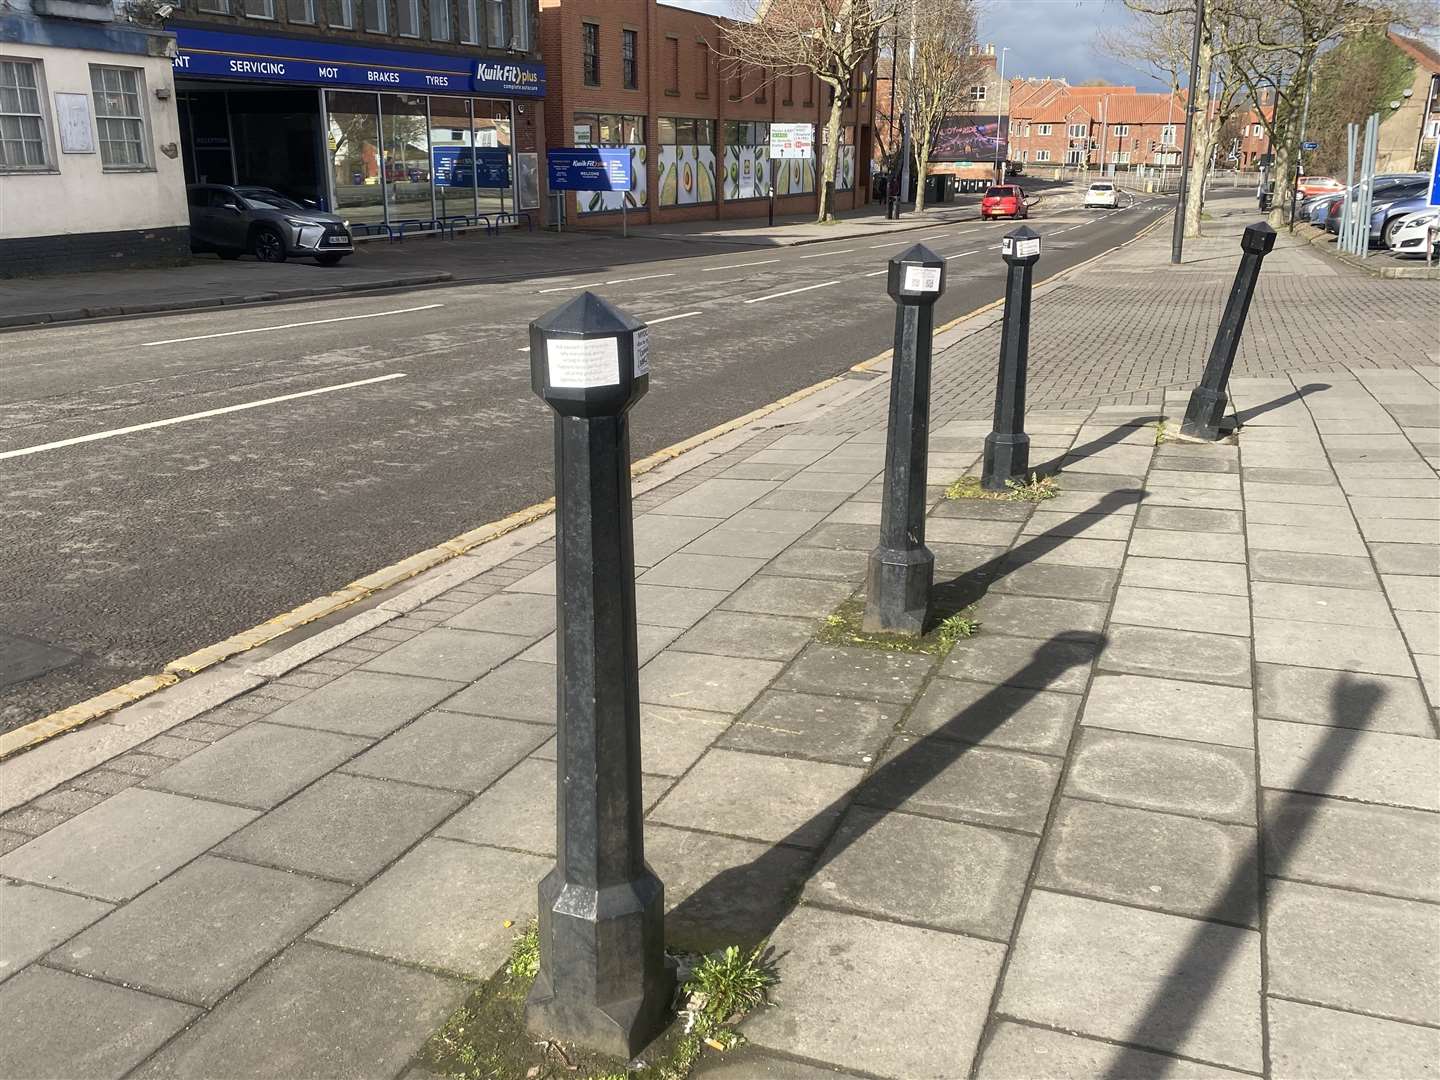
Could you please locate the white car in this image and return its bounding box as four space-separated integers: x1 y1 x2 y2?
1084 182 1119 209
1387 208 1440 259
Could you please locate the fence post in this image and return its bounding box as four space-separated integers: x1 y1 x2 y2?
862 243 945 636
1179 222 1277 440
982 225 1042 491
525 292 674 1057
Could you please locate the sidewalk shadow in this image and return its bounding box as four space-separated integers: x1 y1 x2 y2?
1232 382 1329 427
1102 674 1386 1076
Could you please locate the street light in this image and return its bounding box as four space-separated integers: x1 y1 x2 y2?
994 46 1010 182
1171 0 1204 264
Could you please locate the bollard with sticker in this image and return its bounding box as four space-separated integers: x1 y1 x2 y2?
982 225 1041 490
863 243 946 636
525 292 674 1057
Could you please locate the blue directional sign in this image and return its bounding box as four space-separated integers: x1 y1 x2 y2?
1301 140 1318 151
1429 143 1440 207
547 149 633 192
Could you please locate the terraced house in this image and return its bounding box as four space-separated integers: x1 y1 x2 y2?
1008 79 1187 176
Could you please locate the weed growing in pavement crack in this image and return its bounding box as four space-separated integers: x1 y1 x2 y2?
937 611 981 649
817 595 980 656
944 473 1058 502
1154 419 1169 445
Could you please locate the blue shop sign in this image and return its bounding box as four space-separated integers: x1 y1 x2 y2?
171 28 545 97
434 146 512 187
547 148 632 191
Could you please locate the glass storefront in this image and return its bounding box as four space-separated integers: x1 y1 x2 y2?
325 89 515 228
571 112 646 213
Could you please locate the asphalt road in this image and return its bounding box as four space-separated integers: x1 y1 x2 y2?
0 195 1171 730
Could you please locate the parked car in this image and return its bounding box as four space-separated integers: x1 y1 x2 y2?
1083 182 1119 209
1320 174 1427 233
980 184 1030 219
1295 175 1343 198
1371 190 1437 248
186 184 354 265
1387 209 1440 258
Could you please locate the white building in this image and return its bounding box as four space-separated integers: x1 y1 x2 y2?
1 0 188 274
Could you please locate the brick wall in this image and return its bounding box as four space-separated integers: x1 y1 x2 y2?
0 227 191 278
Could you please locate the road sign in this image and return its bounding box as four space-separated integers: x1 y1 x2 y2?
546 148 632 192
1301 141 1318 151
1429 144 1440 207
769 122 814 160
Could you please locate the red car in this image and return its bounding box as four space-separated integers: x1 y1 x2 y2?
981 184 1030 219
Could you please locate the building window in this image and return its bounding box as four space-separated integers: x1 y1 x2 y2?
363 0 387 33
696 42 709 96
397 0 418 36
197 0 229 10
1035 149 1050 162
486 0 509 48
1064 148 1082 165
1160 125 1175 144
969 84 986 101
754 68 765 103
582 22 600 86
622 29 638 90
243 0 276 17
456 0 478 41
327 0 354 28
1036 123 1051 136
784 74 794 105
1252 123 1263 137
1067 123 1085 138
429 0 449 39
666 37 680 94
805 75 814 106
0 59 50 171
1113 124 1128 136
90 65 148 169
287 0 316 22
1425 118 1440 139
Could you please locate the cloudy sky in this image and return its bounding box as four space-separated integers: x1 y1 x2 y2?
665 0 1159 88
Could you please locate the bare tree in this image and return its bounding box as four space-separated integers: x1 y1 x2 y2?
729 0 899 222
900 0 982 212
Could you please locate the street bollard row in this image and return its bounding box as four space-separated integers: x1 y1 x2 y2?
519 217 1275 1059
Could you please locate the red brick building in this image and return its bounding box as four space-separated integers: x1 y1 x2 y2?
537 0 875 226
1007 80 1188 174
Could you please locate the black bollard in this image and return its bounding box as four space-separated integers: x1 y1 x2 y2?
862 243 946 636
1180 222 1277 440
982 225 1042 491
526 292 674 1057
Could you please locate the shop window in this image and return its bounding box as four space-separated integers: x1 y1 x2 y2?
363 0 387 33
286 0 316 23
242 0 276 18
571 112 646 212
429 0 449 39
658 117 715 206
457 0 478 42
91 65 147 169
0 59 50 171
622 29 638 90
397 0 419 37
381 93 430 220
582 22 600 86
487 0 509 50
327 90 383 224
695 42 708 97
508 0 530 50
326 0 353 28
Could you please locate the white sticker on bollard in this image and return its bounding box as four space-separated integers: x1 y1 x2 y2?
547 337 621 388
903 266 941 292
633 328 651 377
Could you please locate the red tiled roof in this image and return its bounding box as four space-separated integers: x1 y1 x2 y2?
1389 32 1440 73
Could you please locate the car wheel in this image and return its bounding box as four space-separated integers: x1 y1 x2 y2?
252 227 287 263
1381 216 1405 250
315 253 345 267
218 250 241 261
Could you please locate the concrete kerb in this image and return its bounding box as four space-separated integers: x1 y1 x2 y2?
0 204 1167 774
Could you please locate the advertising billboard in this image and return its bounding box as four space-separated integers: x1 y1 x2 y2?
931 116 1009 163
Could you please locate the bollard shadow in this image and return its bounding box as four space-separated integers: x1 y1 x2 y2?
1102 674 1386 1076
1231 382 1329 427
664 629 1107 954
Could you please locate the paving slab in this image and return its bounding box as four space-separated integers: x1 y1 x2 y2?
1098 625 1252 687
1253 618 1415 677
1082 673 1254 748
971 593 1108 640
1066 728 1256 824
720 690 896 765
640 650 782 713
505 563 556 593
1249 550 1381 590
48 855 347 1006
941 631 1098 693
763 546 868 580
1007 534 1128 569
652 478 779 517
1247 524 1368 558
862 736 1060 834
753 487 851 513
636 704 731 776
631 514 724 565
360 627 531 681
986 561 1119 602
438 659 554 723
1256 664 1434 735
131 941 462 1079
1356 517 1440 544
1265 878 1439 1025
1139 486 1245 511
1262 789 1439 903
261 671 466 739
1038 797 1257 924
216 772 465 884
0 788 256 901
1129 529 1248 563
775 644 933 703
1251 581 1398 629
1110 586 1251 637
650 748 859 848
442 590 556 635
696 1048 866 1078
517 623 680 667
1120 556 1250 597
343 712 545 794
1136 506 1243 533
1258 719 1440 811
1266 997 1440 1080
0 966 198 1080
906 678 1078 755
806 805 1036 940
720 574 855 618
998 889 1262 1072
1397 608 1439 655
673 610 817 661
435 758 554 856
309 838 546 977
1369 542 1440 576
633 583 730 628
645 824 812 953
743 905 1006 1079
977 1021 1250 1079
0 881 111 985
639 552 767 591
928 516 1028 545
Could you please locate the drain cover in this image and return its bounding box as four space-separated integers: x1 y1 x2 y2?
0 631 81 689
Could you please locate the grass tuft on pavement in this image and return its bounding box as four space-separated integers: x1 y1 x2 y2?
818 595 980 656
945 473 1058 503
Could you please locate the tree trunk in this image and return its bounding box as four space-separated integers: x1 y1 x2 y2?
914 141 930 213
1183 32 1215 240
1268 137 1295 228
818 92 844 223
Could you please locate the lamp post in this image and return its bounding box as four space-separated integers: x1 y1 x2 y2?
994 46 1010 183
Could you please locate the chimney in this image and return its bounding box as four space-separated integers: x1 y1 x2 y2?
986 43 995 56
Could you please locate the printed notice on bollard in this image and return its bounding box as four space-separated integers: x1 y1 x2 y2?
983 226 1042 491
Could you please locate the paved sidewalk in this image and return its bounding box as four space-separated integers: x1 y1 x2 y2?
1 207 1437 1080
